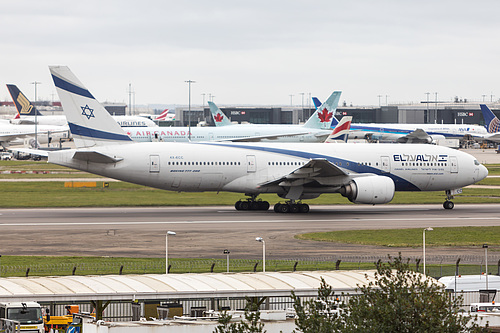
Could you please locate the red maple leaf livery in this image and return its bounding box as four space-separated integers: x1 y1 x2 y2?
318 108 333 123
214 113 225 122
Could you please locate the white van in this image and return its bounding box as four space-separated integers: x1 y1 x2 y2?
0 302 44 332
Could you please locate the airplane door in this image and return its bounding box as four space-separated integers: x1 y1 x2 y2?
150 155 160 173
381 156 390 173
247 155 256 173
450 156 458 173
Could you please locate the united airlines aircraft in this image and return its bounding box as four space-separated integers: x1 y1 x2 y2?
47 66 488 213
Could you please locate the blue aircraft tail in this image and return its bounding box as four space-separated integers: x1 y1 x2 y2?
6 84 43 116
480 104 500 134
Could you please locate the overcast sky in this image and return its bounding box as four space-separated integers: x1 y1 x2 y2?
1 0 500 107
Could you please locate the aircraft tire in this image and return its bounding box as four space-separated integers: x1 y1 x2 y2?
240 201 250 210
235 201 242 210
443 201 454 210
273 203 281 213
290 204 300 213
250 201 260 210
299 203 310 213
258 201 270 211
278 204 290 213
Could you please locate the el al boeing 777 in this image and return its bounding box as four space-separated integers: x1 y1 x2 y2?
47 66 488 213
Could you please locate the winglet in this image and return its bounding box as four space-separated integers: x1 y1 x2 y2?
303 91 341 129
480 104 500 134
325 116 352 143
49 66 133 148
208 101 232 126
6 84 43 116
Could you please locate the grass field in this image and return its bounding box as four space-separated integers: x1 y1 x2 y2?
296 226 500 247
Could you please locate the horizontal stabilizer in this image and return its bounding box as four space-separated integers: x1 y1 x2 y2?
73 151 123 163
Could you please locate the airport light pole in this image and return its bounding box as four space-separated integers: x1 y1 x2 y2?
255 237 266 272
166 231 176 274
0 254 2 277
300 92 305 123
31 81 41 149
185 80 196 140
423 227 433 275
483 244 489 290
223 249 230 273
377 95 382 107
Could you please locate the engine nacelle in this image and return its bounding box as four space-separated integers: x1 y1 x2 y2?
340 175 395 204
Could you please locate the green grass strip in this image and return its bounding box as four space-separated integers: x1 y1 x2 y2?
296 226 500 247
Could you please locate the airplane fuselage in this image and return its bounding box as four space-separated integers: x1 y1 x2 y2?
49 142 487 201
123 125 332 143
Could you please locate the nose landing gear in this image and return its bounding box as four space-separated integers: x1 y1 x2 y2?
443 189 456 210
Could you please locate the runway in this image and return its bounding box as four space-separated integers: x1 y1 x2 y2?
1 204 499 263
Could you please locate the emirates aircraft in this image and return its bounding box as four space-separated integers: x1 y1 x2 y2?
45 66 487 213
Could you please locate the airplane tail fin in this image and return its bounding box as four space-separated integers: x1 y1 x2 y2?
49 66 133 148
304 91 341 129
325 116 352 143
312 97 322 109
6 84 43 116
480 104 500 134
155 109 169 121
208 101 232 126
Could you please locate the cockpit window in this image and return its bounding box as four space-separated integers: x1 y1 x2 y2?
474 160 480 166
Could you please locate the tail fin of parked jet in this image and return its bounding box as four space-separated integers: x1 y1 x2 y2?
325 116 352 143
312 97 322 110
49 66 133 148
480 104 500 134
6 84 43 117
208 101 232 126
303 91 341 130
154 109 170 121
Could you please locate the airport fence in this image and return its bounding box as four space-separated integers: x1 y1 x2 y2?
0 255 499 278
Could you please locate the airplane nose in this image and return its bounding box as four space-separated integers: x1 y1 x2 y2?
478 164 489 181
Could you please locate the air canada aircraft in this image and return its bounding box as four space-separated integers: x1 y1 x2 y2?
313 98 489 143
6 84 157 128
125 92 341 143
47 66 488 213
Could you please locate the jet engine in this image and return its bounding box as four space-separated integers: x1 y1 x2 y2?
340 175 395 204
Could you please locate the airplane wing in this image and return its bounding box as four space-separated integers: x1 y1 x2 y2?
259 158 351 188
9 148 50 157
220 131 317 142
396 128 432 144
484 133 500 142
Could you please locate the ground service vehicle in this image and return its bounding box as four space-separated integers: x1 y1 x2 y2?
0 301 44 332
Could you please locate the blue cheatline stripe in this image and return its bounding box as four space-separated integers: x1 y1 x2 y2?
198 142 420 191
68 122 132 141
52 75 94 99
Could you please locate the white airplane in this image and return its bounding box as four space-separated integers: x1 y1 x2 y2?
124 93 341 143
313 97 489 143
46 66 488 213
7 84 158 128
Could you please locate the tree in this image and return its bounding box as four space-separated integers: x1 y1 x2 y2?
293 254 487 333
291 277 345 333
213 298 266 333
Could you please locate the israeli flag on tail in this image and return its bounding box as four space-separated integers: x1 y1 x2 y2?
325 116 352 143
303 91 341 130
49 66 133 148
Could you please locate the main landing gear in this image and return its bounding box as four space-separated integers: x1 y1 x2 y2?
235 196 270 211
443 190 455 210
274 201 310 214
